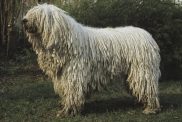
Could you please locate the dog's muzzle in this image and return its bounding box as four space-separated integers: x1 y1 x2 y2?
22 18 28 23
22 18 37 33
22 18 29 30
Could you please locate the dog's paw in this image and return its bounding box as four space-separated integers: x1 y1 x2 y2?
143 108 161 114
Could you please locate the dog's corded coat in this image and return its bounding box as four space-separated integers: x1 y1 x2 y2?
23 4 161 116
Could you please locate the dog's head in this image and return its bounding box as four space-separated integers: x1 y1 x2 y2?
22 5 40 33
22 4 67 34
22 4 70 49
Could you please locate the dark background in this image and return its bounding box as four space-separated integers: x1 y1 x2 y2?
0 0 182 81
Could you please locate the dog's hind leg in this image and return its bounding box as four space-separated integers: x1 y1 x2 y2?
127 63 160 114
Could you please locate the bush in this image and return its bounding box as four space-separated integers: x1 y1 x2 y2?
1 0 181 80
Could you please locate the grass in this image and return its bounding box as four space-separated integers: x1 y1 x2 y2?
0 75 182 122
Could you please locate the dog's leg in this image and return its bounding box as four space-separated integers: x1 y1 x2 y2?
127 65 160 114
56 65 87 117
56 85 85 117
56 80 86 117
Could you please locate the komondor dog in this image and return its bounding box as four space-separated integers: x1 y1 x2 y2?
22 4 161 117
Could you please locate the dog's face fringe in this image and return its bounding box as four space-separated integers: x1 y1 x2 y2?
22 5 54 34
22 4 72 50
22 8 39 33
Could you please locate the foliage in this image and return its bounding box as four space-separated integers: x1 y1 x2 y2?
0 48 39 76
0 0 24 57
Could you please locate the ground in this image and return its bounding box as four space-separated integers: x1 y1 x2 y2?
0 74 182 122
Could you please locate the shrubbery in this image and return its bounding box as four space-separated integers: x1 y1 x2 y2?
1 0 182 80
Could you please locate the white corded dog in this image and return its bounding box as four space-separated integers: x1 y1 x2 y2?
23 4 161 117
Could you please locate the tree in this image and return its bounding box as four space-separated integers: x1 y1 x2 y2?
0 0 23 57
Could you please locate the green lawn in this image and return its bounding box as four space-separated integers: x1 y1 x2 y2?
0 75 182 122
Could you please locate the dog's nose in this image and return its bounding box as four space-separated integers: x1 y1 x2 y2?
22 18 28 23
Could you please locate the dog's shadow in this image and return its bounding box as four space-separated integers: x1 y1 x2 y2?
159 93 182 111
82 93 182 115
83 96 141 114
